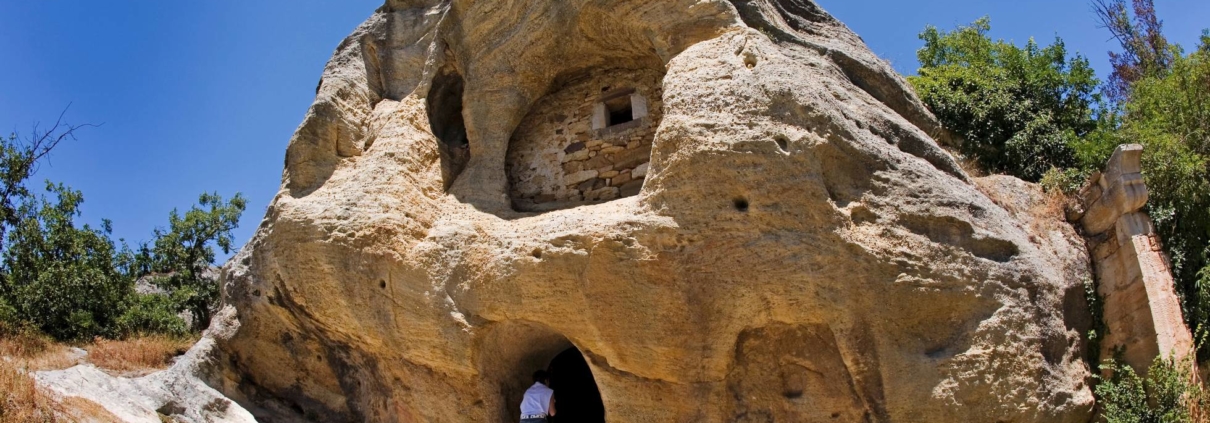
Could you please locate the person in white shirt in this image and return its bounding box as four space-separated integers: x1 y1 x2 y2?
520 370 557 422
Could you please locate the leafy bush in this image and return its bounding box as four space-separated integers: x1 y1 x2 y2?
0 183 132 341
1096 355 1207 423
0 116 89 247
117 293 188 337
0 189 246 341
909 17 1103 181
0 117 246 340
1040 167 1092 195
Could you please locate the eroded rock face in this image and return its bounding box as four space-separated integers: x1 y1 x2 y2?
213 0 1095 421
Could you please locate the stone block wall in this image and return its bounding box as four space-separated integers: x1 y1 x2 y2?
506 67 664 212
1075 144 1194 375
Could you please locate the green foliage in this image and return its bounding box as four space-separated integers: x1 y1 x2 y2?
0 114 245 340
0 116 87 246
1114 45 1210 353
911 14 1210 366
1040 166 1092 195
1085 11 1210 343
0 183 132 340
117 293 188 337
133 193 246 330
1083 277 1108 367
0 295 17 328
909 17 1103 181
1096 355 1206 423
0 186 245 340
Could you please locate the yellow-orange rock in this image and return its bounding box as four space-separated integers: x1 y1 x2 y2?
202 1 1099 422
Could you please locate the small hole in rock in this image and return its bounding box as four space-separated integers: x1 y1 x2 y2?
743 53 758 69
831 412 841 418
317 355 323 362
379 280 387 289
531 249 543 259
733 198 750 212
252 289 261 297
774 135 789 152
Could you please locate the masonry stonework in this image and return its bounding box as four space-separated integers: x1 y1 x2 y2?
1075 144 1195 375
506 68 664 212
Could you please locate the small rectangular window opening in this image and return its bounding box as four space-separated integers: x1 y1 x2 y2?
604 96 634 127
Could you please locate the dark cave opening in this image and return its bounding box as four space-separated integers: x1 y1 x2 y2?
547 346 606 423
427 68 470 190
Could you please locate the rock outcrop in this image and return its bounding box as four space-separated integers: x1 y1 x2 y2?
48 1 1105 422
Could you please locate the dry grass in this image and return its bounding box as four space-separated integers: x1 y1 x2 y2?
88 335 195 376
0 327 196 422
0 360 120 423
0 358 62 423
1037 189 1071 220
956 154 988 178
0 330 80 372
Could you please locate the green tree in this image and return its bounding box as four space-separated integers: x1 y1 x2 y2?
0 183 132 340
909 17 1103 181
1087 0 1210 355
133 193 246 330
0 116 242 339
0 112 91 245
1114 39 1210 346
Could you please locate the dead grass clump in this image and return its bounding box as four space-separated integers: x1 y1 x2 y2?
0 359 61 423
0 359 120 423
0 327 53 359
0 327 151 421
88 336 195 375
1037 189 1071 220
0 329 79 372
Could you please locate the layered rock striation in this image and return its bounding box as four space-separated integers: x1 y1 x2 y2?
196 0 1100 421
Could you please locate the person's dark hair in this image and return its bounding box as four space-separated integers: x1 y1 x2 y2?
532 370 550 383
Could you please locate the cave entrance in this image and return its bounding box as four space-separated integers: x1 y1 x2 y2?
427 67 470 190
547 347 605 423
477 322 608 422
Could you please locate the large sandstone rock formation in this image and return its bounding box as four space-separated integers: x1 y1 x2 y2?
97 1 1102 422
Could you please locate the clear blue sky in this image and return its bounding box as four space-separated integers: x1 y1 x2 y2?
1 1 1207 258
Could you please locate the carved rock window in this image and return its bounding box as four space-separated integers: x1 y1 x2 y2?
592 88 648 135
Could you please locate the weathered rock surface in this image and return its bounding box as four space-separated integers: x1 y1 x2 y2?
52 1 1104 422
